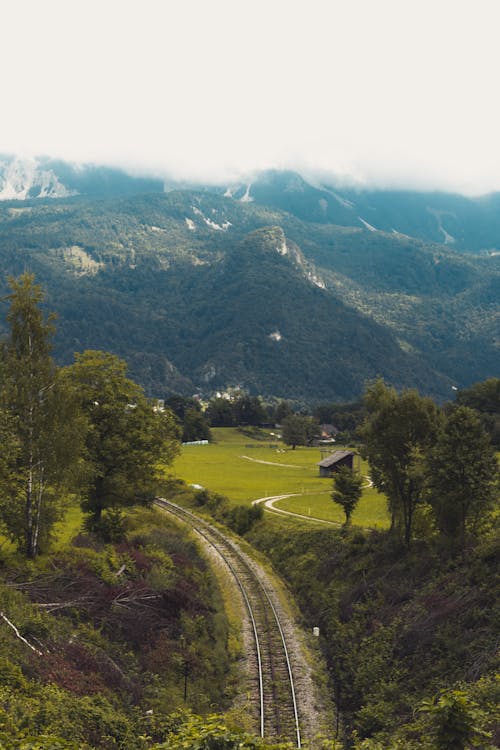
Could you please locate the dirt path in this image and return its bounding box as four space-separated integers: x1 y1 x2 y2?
240 455 302 469
251 473 373 526
252 493 341 526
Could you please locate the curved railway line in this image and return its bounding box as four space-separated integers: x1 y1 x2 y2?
155 498 303 747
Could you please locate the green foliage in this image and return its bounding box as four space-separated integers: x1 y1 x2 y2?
0 189 497 402
281 414 319 449
274 400 293 424
0 274 87 557
456 378 500 447
420 689 493 750
165 397 212 443
206 399 236 427
332 467 363 526
62 350 180 531
0 505 235 749
152 710 292 749
191 486 263 536
232 395 266 426
424 406 499 551
205 396 268 429
84 507 127 543
249 520 499 749
182 408 211 443
225 503 263 535
361 381 442 544
315 400 365 442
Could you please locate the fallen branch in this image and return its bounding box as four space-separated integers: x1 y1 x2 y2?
35 599 88 612
0 611 43 656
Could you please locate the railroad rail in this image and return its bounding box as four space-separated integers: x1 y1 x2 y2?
154 498 302 748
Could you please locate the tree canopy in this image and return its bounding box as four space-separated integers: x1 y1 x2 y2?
281 414 319 450
332 465 363 526
0 274 86 557
425 405 499 551
62 350 180 533
361 380 442 544
456 377 500 447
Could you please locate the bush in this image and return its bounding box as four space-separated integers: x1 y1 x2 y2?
84 508 126 543
225 505 263 536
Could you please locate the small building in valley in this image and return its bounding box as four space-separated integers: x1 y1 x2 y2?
317 450 356 478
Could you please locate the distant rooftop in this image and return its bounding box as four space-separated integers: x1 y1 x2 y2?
317 450 356 468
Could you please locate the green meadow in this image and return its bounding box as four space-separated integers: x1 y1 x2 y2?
171 427 389 529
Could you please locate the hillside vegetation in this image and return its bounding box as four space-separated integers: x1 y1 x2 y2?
0 188 497 400
0 166 499 749
173 387 500 749
0 507 238 748
249 521 499 750
0 281 295 749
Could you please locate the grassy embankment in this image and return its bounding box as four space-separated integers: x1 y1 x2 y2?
172 427 389 529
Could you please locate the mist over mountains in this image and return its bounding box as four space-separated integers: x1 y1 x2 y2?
4 155 500 253
0 155 498 402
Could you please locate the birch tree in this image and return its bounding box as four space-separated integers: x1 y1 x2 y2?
0 274 86 557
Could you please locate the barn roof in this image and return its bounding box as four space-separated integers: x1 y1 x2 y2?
317 450 355 468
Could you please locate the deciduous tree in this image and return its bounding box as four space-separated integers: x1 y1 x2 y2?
425 406 499 551
274 400 293 424
233 395 266 426
182 408 211 443
332 465 363 526
281 414 319 450
62 350 180 533
456 377 500 447
0 274 86 557
206 398 236 427
361 380 441 544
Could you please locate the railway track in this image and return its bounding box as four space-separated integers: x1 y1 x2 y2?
155 498 302 747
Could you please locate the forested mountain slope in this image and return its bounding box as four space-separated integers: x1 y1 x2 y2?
219 169 500 252
0 187 497 400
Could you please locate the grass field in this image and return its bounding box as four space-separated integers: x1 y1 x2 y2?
52 501 85 548
172 427 389 529
0 500 84 561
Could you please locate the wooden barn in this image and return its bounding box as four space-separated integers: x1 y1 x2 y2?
317 450 356 477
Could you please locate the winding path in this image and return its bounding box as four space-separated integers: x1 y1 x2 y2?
250 474 374 526
252 493 341 526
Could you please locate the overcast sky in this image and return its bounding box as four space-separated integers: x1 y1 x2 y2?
3 0 500 194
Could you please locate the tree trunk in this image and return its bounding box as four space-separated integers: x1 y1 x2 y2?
32 470 44 558
25 469 35 558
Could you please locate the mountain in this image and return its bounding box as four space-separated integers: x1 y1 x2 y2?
0 155 164 200
215 169 500 253
3 154 500 252
0 183 497 402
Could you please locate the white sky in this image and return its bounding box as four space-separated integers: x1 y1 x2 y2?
2 0 500 194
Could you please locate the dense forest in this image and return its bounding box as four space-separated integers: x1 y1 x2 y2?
0 186 498 401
